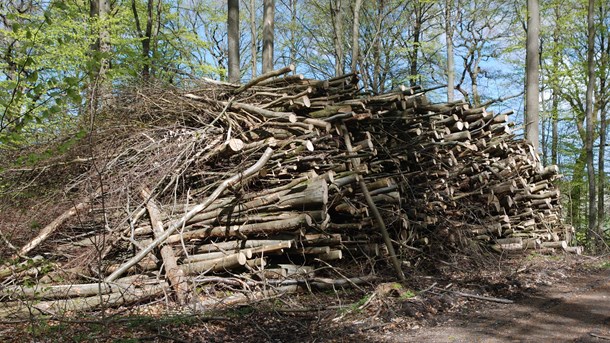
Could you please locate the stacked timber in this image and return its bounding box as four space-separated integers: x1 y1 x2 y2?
0 66 574 316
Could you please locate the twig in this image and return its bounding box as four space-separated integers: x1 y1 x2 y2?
443 289 514 304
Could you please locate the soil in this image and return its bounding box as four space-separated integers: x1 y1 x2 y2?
378 256 610 343
1 254 608 342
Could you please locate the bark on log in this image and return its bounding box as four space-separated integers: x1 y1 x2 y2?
141 187 189 304
0 282 167 318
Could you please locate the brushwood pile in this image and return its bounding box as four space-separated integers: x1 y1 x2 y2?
0 67 574 316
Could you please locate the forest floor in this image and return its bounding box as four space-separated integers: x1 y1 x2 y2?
0 253 608 342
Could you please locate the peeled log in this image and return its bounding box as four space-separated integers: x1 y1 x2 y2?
167 214 312 242
181 252 247 275
194 239 293 254
563 246 583 255
541 241 568 249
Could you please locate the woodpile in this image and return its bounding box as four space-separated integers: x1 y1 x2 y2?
0 66 576 316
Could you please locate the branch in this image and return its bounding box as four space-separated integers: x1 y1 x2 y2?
480 91 525 108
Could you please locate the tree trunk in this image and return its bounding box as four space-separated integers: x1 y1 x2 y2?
228 0 240 83
131 0 154 80
551 4 560 166
409 2 423 87
250 0 257 78
290 0 297 71
330 0 344 76
262 0 275 73
597 1 608 253
444 0 454 102
585 0 597 253
351 0 363 73
89 0 110 109
372 0 383 93
525 0 540 152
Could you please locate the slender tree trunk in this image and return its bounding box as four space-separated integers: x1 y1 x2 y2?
290 0 297 72
570 152 587 233
262 0 275 73
551 95 559 164
142 0 153 80
585 0 597 252
468 65 481 106
330 0 344 76
444 0 454 102
89 0 110 108
250 0 257 78
351 0 363 73
551 5 560 166
227 0 240 83
372 0 383 93
410 2 422 87
525 0 540 152
131 0 154 80
597 1 608 252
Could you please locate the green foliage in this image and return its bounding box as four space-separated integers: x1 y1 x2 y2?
0 1 91 146
400 289 416 300
0 0 220 147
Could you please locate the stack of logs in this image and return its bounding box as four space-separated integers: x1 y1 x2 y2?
0 66 576 316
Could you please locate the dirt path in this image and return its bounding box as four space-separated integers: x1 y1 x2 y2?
381 266 610 343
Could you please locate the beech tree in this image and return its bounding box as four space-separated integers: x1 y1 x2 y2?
525 0 540 152
585 0 596 251
262 0 275 73
227 0 240 83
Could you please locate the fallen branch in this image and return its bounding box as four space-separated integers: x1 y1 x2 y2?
448 290 514 304
14 191 99 259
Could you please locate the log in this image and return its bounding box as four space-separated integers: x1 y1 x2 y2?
0 255 45 280
194 239 294 254
563 246 583 255
184 249 253 263
317 250 343 261
181 252 248 275
0 275 144 300
166 214 312 242
0 282 167 318
541 241 568 249
141 187 189 304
